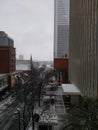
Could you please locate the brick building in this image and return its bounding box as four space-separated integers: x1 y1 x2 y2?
0 31 16 74
54 58 69 83
54 0 69 83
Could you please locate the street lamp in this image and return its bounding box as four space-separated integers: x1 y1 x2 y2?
14 108 21 130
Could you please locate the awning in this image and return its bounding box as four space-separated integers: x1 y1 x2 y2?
62 84 81 95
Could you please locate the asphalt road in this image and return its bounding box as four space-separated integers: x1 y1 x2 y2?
0 95 19 130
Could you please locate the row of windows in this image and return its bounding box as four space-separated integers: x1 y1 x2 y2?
69 0 98 97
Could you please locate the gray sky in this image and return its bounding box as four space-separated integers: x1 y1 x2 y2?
0 0 69 61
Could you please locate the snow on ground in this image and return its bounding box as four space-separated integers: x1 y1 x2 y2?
0 85 8 92
27 85 66 130
0 96 15 114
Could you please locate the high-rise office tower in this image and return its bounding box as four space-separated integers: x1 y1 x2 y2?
54 0 69 83
54 0 69 58
69 0 98 97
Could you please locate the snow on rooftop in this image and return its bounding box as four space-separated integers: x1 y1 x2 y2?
62 84 81 95
39 112 58 125
0 74 7 77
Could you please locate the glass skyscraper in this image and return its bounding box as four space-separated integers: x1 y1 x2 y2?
54 0 69 58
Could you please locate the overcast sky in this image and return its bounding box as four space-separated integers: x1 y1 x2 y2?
0 0 69 61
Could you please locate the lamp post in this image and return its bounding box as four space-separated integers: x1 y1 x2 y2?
23 105 26 130
58 71 61 85
14 108 21 130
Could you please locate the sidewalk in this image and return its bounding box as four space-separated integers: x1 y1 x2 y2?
27 85 66 130
54 86 66 130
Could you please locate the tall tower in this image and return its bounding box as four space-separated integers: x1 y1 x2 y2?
54 0 69 58
54 0 69 83
69 0 98 97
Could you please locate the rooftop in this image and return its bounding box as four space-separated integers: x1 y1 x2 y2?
62 84 81 95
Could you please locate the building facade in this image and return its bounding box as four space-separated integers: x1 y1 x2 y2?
54 58 69 83
54 0 69 83
16 60 30 71
69 0 98 97
0 74 8 93
54 0 69 58
0 31 16 74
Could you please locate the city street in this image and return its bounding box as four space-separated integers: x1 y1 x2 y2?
27 85 66 130
0 95 19 130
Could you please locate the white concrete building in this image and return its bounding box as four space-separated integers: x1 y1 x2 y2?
62 84 81 104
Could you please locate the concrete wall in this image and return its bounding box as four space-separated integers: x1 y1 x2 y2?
69 0 98 97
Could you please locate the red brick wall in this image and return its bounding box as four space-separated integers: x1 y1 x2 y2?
54 58 69 83
0 46 16 74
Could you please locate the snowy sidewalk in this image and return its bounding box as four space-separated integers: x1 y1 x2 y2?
27 85 66 130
